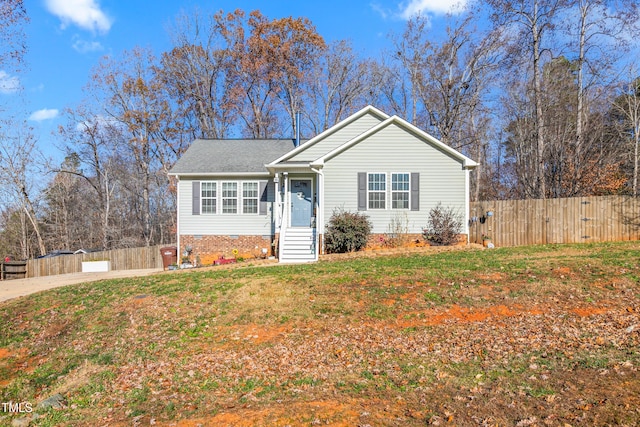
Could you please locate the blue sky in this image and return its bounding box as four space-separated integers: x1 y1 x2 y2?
5 0 468 161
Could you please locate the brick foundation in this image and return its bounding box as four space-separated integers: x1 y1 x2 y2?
181 235 275 266
180 232 467 264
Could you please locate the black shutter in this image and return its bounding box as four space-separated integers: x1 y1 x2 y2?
410 173 420 211
192 181 200 215
259 180 268 215
357 172 367 211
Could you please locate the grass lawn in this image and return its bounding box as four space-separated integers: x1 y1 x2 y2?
1 241 639 426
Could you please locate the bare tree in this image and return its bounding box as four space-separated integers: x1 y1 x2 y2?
0 0 27 70
43 154 99 250
484 0 567 198
0 207 31 258
612 68 640 196
414 15 501 150
388 11 503 201
502 55 626 198
0 121 46 257
306 40 374 134
368 57 413 120
564 0 639 158
91 47 179 246
57 107 119 250
160 8 237 139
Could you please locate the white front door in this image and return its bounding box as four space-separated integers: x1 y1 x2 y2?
290 179 312 227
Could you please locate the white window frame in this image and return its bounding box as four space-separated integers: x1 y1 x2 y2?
367 172 387 210
201 180 260 215
242 182 259 214
221 181 238 214
201 181 217 214
391 172 410 210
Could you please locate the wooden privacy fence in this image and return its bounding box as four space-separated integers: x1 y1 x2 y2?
470 196 640 247
1 261 27 280
26 244 173 278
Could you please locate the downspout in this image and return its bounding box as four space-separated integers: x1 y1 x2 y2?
311 166 324 260
464 168 470 244
274 173 282 230
279 172 289 260
176 175 181 264
273 173 282 256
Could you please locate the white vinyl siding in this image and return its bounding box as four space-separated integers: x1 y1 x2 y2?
201 182 217 214
391 173 410 209
178 177 274 236
368 173 386 209
322 122 467 234
288 112 385 161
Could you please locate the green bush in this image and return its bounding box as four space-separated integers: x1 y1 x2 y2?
422 203 463 246
324 209 372 253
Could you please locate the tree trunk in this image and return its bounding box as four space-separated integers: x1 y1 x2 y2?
532 0 547 199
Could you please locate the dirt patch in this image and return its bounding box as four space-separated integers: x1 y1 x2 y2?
477 272 507 281
0 348 34 387
109 400 371 427
176 400 363 427
397 304 535 328
221 323 292 346
571 306 610 317
396 303 622 331
437 304 512 324
553 266 573 276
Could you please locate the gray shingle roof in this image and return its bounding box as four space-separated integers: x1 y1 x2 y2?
169 139 297 175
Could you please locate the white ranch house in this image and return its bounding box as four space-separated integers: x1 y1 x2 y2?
169 105 478 263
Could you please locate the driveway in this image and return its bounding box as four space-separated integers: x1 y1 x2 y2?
0 268 164 303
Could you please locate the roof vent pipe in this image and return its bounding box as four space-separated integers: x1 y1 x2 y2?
294 112 301 147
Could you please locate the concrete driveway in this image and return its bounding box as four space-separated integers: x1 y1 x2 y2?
0 269 164 303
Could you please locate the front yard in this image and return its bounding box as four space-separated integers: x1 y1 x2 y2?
1 242 639 425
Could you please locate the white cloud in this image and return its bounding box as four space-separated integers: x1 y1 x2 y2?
72 36 104 53
45 0 112 33
399 0 469 18
29 109 59 122
76 115 117 132
370 2 390 19
0 71 20 94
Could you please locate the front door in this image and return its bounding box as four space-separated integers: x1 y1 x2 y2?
290 179 312 227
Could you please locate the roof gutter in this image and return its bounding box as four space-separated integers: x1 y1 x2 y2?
168 172 272 178
463 159 479 169
265 163 315 174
